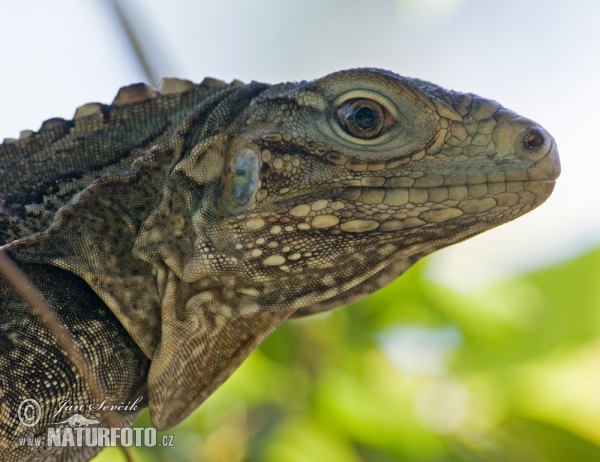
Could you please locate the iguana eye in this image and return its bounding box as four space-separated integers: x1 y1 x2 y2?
337 99 386 139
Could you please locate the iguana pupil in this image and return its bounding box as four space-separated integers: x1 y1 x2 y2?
354 106 377 129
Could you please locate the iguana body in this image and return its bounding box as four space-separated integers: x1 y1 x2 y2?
0 69 560 461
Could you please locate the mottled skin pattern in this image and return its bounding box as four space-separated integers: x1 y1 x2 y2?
0 69 560 461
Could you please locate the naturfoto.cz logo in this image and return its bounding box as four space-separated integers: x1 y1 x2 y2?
17 398 174 448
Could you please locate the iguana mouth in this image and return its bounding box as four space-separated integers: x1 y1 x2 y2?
336 179 556 205
270 135 559 213
329 139 560 215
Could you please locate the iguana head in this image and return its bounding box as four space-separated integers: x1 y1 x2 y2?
134 68 559 312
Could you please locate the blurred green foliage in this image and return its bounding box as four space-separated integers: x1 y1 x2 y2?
100 247 600 462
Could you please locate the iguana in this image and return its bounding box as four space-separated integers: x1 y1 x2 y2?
0 68 560 461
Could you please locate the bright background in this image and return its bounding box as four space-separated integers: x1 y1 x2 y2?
1 1 599 461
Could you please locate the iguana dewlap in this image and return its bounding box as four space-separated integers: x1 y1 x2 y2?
0 68 560 461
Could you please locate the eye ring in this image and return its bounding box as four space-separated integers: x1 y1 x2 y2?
337 99 386 139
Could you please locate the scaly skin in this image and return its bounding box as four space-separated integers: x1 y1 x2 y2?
0 68 560 461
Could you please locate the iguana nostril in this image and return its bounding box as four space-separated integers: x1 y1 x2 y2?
523 127 546 150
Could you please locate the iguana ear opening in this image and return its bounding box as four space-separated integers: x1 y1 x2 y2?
228 148 260 206
147 270 294 430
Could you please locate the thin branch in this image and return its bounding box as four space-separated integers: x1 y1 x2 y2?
105 0 174 87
